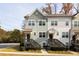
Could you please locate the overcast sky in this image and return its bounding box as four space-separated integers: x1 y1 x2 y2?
0 3 76 31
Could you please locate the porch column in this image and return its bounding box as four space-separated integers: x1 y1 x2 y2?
23 28 32 49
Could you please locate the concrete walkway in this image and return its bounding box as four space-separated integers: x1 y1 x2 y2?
68 51 78 55
41 49 48 54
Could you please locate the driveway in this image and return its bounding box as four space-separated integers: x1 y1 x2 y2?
0 43 20 48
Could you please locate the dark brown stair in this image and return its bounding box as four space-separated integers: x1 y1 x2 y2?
54 39 65 48
30 39 41 49
48 39 65 48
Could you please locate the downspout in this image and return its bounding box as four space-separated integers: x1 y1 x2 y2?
69 16 73 50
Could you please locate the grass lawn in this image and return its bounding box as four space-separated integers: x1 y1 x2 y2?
0 48 19 52
0 46 41 53
47 50 72 54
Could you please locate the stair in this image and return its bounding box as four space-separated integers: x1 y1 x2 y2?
30 39 41 49
54 39 65 47
71 40 79 51
48 39 58 47
48 39 65 48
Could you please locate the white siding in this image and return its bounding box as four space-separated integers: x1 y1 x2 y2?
48 17 72 45
24 16 72 46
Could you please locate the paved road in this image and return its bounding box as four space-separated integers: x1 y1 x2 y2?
0 43 20 48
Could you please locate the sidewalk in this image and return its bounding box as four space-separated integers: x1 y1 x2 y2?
0 49 79 56
0 51 76 56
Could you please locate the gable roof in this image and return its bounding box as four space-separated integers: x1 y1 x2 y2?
24 9 46 20
45 14 73 18
73 13 79 20
24 9 74 20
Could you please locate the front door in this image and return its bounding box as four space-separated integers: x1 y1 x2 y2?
49 34 53 39
72 34 76 42
49 34 53 42
27 33 30 41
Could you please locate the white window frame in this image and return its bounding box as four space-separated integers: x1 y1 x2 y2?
28 21 35 26
39 21 45 26
39 32 46 38
51 21 57 26
62 32 69 38
74 21 79 27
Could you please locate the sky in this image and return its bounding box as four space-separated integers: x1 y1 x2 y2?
0 3 46 31
0 3 77 31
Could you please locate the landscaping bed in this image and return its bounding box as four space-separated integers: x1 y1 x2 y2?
47 50 72 54
24 49 41 53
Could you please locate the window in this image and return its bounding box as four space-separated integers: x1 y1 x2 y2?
39 21 45 26
42 32 45 37
74 21 77 27
55 21 57 25
39 32 45 38
28 21 31 26
62 32 68 38
34 32 36 35
32 21 35 25
74 21 79 27
51 21 57 26
28 21 35 26
66 21 69 26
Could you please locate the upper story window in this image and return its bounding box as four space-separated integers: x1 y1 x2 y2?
74 21 79 27
39 32 46 38
39 21 45 26
51 21 57 26
28 21 35 26
62 32 69 38
66 21 69 26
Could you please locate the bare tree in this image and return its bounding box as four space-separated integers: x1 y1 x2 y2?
53 3 57 14
60 3 73 15
73 3 79 14
42 3 52 14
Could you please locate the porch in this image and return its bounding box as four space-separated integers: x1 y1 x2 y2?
71 28 79 51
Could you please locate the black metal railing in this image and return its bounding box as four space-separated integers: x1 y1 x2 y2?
48 39 65 48
30 39 41 49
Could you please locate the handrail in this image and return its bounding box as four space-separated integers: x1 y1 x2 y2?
30 39 41 48
54 39 65 47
